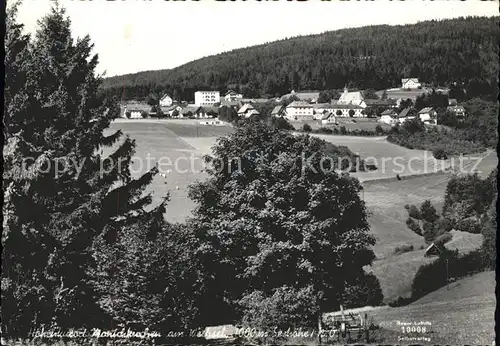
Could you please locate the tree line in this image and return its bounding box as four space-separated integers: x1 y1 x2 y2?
99 16 499 102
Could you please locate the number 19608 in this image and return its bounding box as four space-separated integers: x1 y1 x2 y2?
402 326 426 333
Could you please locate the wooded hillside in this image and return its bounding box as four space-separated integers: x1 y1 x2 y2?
100 16 499 101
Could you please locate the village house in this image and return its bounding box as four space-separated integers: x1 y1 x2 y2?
124 108 145 119
418 107 437 124
161 105 183 117
401 78 422 89
321 112 336 125
237 103 260 118
271 105 285 117
447 105 466 117
397 107 416 124
364 98 398 109
379 109 399 125
224 90 243 102
285 101 314 121
448 98 458 106
181 105 215 118
159 93 173 107
194 91 220 106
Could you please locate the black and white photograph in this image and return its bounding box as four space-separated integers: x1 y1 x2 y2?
3 0 498 345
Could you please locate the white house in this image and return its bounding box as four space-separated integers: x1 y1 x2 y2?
447 105 466 117
123 108 144 119
379 109 399 125
224 90 243 102
418 107 437 124
398 107 416 124
194 91 220 106
401 78 422 89
159 94 173 107
337 87 365 107
285 101 314 121
237 103 260 118
321 113 336 125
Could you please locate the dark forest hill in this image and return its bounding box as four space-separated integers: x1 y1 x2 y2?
100 16 499 101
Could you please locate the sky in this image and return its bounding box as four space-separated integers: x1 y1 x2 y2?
16 0 499 77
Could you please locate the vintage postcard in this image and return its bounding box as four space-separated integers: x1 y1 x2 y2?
3 0 498 345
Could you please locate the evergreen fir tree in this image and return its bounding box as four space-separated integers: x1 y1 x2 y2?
2 6 166 336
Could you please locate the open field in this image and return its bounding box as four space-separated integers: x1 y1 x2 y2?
291 118 392 132
369 270 496 345
106 121 494 300
375 88 429 100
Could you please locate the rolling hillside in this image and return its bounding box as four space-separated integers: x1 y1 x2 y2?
100 16 499 101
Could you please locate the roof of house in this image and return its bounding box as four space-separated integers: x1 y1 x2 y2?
401 78 420 84
237 103 256 113
225 90 239 96
246 109 260 116
160 93 171 100
195 90 220 93
312 103 332 109
418 107 434 114
239 98 269 105
287 101 313 108
381 109 397 116
330 103 363 110
271 105 284 115
220 99 240 107
181 106 202 114
321 112 335 120
398 107 412 118
364 99 397 106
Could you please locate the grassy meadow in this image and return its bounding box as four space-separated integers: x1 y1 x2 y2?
105 119 495 306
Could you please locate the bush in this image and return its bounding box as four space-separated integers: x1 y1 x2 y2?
433 232 452 247
342 273 384 309
433 148 448 160
388 296 415 307
302 123 312 132
406 218 422 236
456 216 482 233
316 127 333 134
239 285 319 331
375 125 384 134
140 110 148 118
394 244 414 255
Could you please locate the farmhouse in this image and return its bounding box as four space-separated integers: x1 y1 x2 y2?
401 78 422 89
330 103 364 118
124 108 145 119
237 103 260 118
321 112 336 125
447 105 466 117
285 101 314 121
159 93 173 107
424 243 443 257
379 109 399 125
194 91 220 106
224 90 243 102
161 105 183 117
271 105 285 117
397 107 416 124
181 105 214 118
337 87 365 107
418 107 437 124
364 99 398 109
